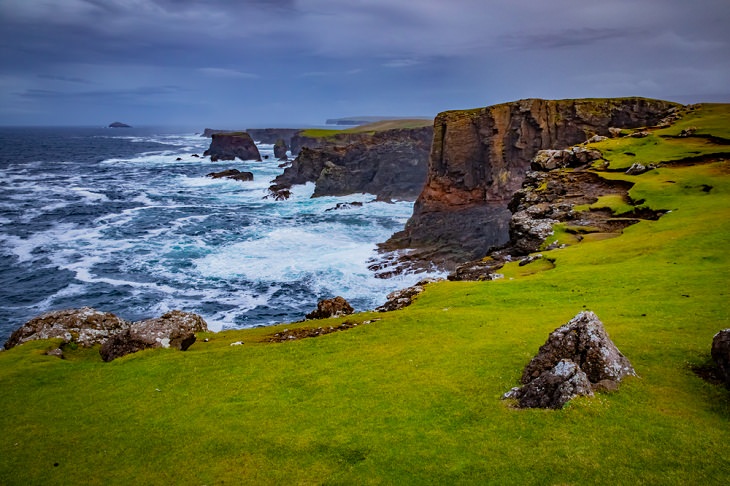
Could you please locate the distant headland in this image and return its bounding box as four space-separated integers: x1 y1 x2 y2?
108 121 132 128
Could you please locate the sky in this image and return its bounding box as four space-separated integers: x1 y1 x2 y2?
1 0 729 128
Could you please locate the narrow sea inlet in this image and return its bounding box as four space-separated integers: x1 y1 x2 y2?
0 127 437 343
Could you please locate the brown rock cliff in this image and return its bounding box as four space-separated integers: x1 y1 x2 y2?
382 98 680 269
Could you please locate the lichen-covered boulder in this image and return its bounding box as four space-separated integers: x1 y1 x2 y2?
504 311 635 409
711 329 730 387
4 307 128 350
305 296 354 320
504 359 594 409
521 311 635 385
99 311 208 362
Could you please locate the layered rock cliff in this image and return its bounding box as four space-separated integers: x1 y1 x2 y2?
269 126 433 201
204 132 262 162
246 128 301 145
381 98 680 269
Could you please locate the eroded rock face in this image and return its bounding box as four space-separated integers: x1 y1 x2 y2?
204 132 262 161
4 307 128 349
504 311 635 409
711 329 730 387
305 297 354 320
270 126 432 201
100 310 208 362
383 98 681 269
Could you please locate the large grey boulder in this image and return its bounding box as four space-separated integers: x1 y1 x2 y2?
4 307 127 349
99 310 208 362
504 311 635 409
711 329 730 387
521 311 636 385
504 359 594 409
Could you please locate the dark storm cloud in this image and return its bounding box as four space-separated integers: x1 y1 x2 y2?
0 0 728 125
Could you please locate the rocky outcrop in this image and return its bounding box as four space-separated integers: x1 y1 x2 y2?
204 132 262 162
382 98 681 270
4 308 208 361
109 121 131 128
99 311 208 362
504 311 636 409
269 126 433 201
712 329 730 387
376 278 441 312
273 139 288 160
206 169 254 182
305 297 354 320
4 307 127 349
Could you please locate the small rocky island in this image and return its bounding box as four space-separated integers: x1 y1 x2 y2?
108 121 132 128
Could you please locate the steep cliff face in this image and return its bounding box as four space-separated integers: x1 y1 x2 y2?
382 98 680 268
270 126 433 201
204 132 262 162
246 128 301 145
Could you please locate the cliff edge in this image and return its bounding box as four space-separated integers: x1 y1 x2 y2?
381 97 680 269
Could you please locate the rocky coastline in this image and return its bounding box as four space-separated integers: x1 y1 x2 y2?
269 126 433 201
380 97 681 271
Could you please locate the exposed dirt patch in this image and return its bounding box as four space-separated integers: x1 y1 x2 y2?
267 319 380 342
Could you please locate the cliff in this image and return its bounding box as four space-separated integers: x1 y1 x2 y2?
246 128 301 145
381 97 680 269
203 132 262 162
269 126 433 201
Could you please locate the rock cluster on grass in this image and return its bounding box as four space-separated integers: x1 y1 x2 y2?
99 311 208 362
305 296 354 320
376 278 441 311
711 329 730 387
503 311 636 409
4 307 208 362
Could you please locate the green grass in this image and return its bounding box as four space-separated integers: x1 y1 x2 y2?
1 105 729 485
299 119 432 138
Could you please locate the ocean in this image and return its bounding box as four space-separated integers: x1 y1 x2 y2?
0 126 440 344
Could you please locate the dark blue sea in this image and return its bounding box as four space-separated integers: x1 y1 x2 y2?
0 126 439 343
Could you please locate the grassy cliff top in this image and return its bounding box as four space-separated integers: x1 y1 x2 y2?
1 104 728 484
299 118 433 138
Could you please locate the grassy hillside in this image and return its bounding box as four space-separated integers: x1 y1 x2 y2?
1 105 728 485
299 118 433 138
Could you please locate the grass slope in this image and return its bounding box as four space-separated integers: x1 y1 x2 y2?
299 119 433 138
1 105 729 485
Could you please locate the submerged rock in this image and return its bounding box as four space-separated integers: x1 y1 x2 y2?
503 311 635 409
206 169 254 181
305 297 354 320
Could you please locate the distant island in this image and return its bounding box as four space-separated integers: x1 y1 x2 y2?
108 121 132 128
